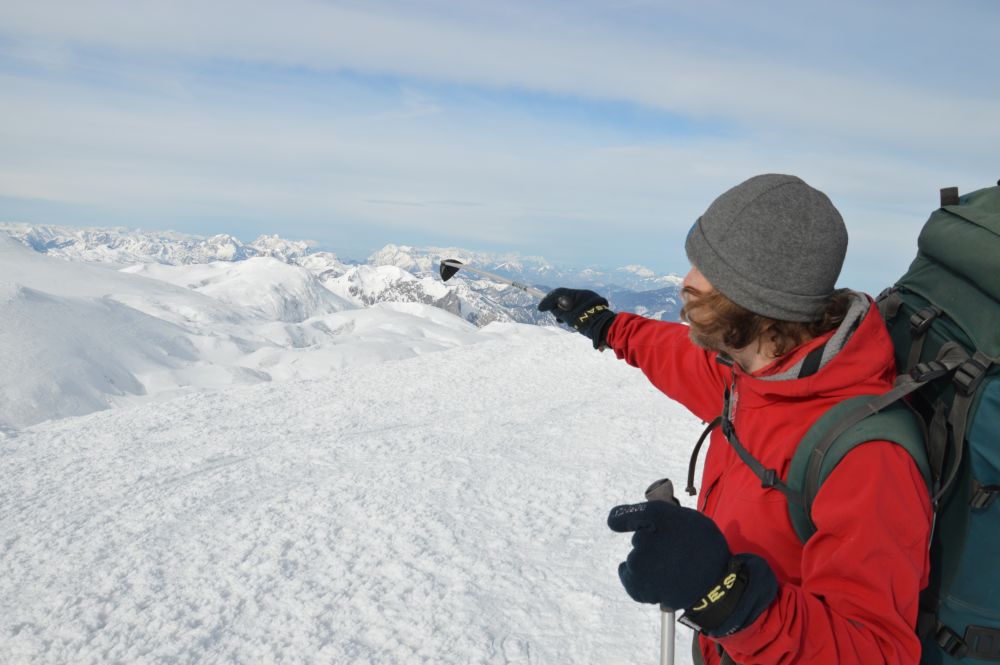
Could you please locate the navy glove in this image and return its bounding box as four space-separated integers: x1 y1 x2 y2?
607 501 778 637
538 288 616 349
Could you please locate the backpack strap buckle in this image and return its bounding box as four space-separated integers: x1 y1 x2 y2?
909 306 942 336
760 468 778 489
910 360 952 383
936 623 969 659
970 480 1000 510
953 353 991 396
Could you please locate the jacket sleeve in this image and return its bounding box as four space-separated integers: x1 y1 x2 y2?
605 313 729 423
716 441 932 664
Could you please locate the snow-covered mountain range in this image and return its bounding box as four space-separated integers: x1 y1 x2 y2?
0 223 684 326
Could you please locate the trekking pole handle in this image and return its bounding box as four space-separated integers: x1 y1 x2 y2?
645 478 678 665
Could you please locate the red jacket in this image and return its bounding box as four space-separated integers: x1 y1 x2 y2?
606 300 932 665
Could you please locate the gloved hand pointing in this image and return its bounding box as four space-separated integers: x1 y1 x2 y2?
538 287 616 349
607 500 778 637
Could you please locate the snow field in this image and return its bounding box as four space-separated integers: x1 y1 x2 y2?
1 334 702 664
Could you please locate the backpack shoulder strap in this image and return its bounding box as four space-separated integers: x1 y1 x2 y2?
785 394 931 543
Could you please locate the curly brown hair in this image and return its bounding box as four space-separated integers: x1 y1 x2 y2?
680 287 853 358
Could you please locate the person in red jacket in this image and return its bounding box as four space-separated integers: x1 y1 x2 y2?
540 174 932 664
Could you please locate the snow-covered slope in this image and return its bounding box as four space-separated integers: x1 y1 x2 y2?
0 235 549 430
0 223 685 429
0 332 701 665
0 282 196 426
123 258 355 323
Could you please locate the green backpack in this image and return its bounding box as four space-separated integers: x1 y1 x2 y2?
695 182 1000 662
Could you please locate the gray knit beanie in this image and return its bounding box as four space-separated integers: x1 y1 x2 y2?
684 174 848 322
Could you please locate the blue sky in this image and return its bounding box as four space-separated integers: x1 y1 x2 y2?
1 0 998 293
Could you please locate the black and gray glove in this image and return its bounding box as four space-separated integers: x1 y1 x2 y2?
538 287 617 349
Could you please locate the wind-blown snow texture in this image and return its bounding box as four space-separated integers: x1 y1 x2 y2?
1 334 702 664
0 225 699 664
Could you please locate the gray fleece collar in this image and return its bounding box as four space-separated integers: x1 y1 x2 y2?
758 291 870 382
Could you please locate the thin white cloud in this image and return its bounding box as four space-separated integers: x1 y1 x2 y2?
2 0 997 155
371 87 443 120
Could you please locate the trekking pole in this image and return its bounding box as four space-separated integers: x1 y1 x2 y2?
644 478 678 665
439 259 549 299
